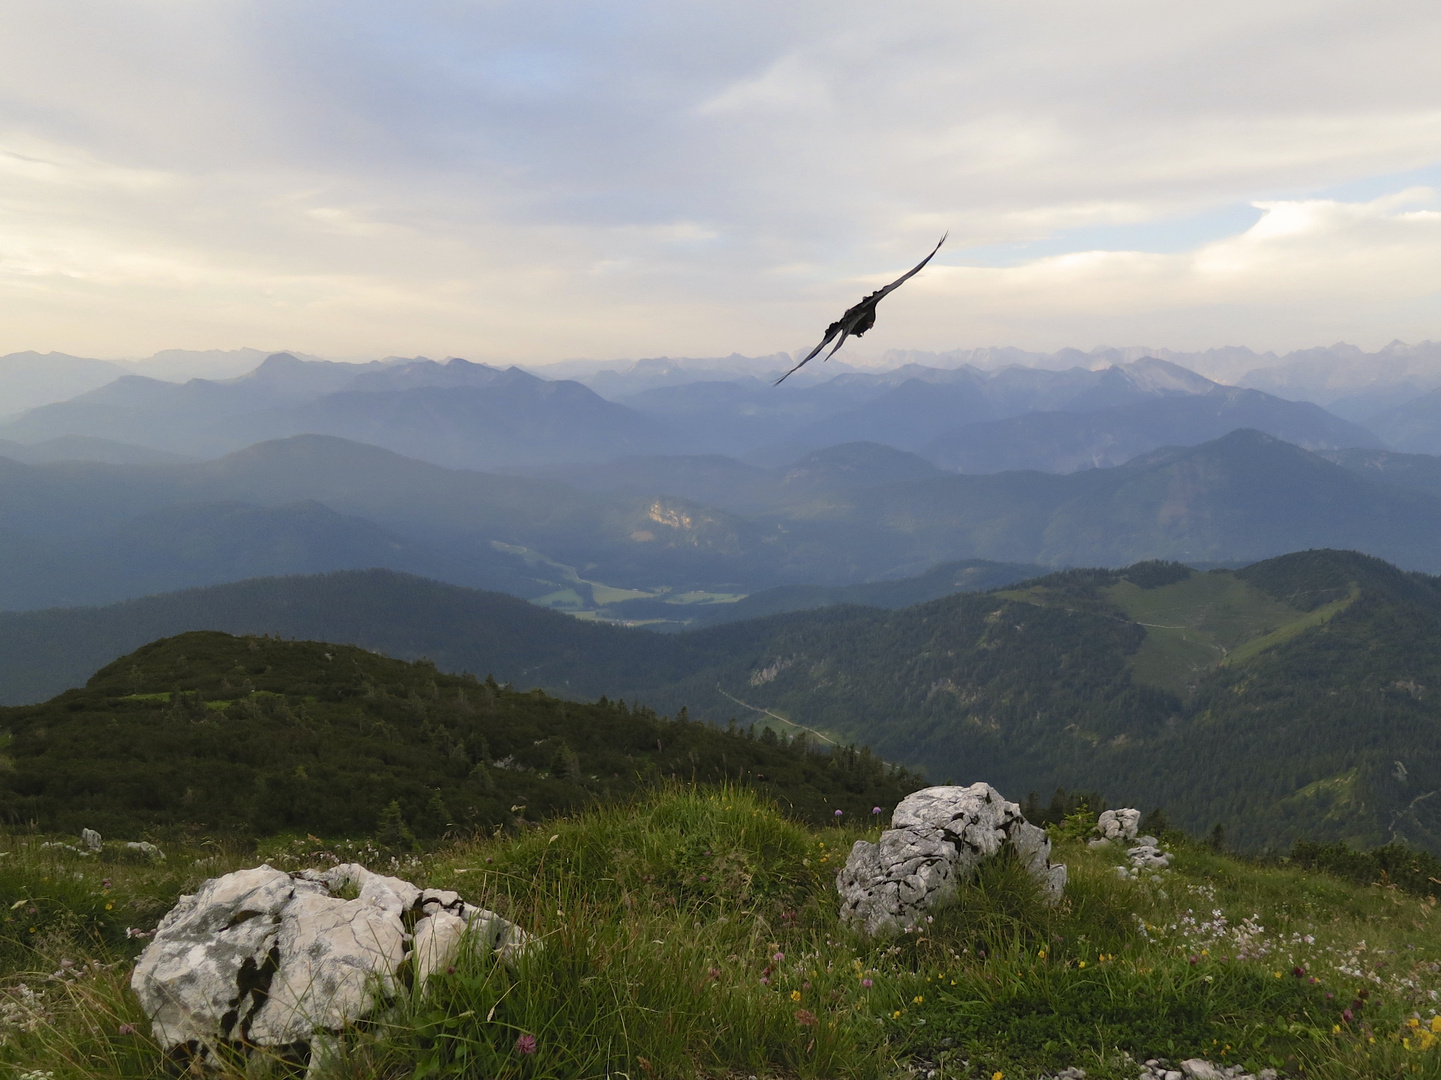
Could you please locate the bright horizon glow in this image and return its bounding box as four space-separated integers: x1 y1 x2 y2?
1 2 1440 364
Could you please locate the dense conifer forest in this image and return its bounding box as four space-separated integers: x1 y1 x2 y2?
0 632 917 839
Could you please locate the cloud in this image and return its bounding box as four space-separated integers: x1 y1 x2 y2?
894 191 1441 352
0 2 1438 359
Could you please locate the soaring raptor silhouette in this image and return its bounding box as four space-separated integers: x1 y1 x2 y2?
774 233 947 385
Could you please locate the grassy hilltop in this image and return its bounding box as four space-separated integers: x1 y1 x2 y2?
1 632 1439 1078
3 787 1440 1080
0 631 916 839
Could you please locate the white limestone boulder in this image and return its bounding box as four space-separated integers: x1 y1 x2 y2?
131 862 527 1069
1128 842 1174 870
836 783 1067 937
1094 808 1141 844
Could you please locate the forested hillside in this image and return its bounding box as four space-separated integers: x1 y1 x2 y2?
625 550 1441 855
4 550 1439 855
0 632 917 838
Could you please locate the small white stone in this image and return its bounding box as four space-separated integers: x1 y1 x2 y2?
1179 1061 1225 1080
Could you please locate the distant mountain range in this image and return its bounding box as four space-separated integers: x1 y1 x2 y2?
0 353 669 469
5 429 1441 614
754 429 1441 572
921 387 1377 473
0 348 327 416
3 549 1438 856
0 435 189 466
0 351 132 415
877 340 1441 410
606 356 1377 467
0 350 1410 475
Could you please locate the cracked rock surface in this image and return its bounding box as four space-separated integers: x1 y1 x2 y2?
131 862 527 1068
1096 807 1141 843
836 784 1067 936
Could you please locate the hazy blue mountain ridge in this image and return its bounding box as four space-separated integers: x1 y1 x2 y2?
0 353 674 468
0 435 189 466
923 387 1380 473
1321 447 1441 498
1363 386 1441 454
5 430 1441 615
533 442 946 515
0 351 131 416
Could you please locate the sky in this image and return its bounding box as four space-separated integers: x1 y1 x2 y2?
1 1 1440 365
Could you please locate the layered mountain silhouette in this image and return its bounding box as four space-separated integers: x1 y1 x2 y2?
536 441 946 514
0 353 671 468
1 351 1402 481
3 429 1441 616
760 429 1441 572
922 387 1378 473
608 356 1381 467
0 351 130 415
1364 387 1441 454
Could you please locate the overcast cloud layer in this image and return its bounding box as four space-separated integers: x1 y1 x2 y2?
1 1 1439 363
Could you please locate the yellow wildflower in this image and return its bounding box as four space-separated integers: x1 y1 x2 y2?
791 990 802 1002
1078 961 1086 968
893 1010 902 1019
912 995 924 1004
1432 1016 1441 1033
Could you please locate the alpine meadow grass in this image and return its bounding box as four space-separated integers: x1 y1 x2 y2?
2 785 1439 1079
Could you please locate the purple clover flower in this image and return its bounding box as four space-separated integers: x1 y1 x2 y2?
515 1033 538 1055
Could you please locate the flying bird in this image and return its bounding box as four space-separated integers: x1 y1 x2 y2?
774 233 947 385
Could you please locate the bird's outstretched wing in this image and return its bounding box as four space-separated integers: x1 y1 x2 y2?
774 233 947 386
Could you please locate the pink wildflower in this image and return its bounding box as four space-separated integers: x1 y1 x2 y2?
515 1033 538 1055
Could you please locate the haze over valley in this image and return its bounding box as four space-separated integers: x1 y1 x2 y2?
6 343 1441 620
